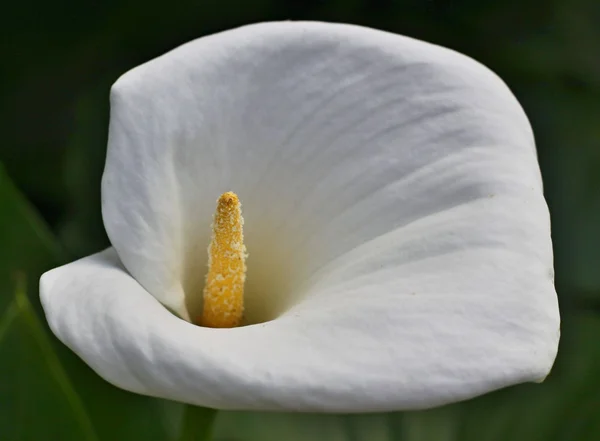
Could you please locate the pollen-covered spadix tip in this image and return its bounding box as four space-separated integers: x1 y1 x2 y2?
200 191 246 328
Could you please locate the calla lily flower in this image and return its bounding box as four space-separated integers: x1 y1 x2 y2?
40 21 560 412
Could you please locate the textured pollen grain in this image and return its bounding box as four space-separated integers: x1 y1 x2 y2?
200 192 246 328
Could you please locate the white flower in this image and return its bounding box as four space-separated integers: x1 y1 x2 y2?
40 21 560 412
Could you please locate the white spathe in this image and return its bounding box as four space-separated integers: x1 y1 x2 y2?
40 21 560 412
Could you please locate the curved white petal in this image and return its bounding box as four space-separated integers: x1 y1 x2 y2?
102 21 549 322
41 248 557 411
42 21 560 411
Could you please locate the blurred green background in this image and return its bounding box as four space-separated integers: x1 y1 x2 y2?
1 0 599 440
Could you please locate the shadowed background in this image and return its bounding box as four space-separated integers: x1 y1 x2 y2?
1 0 599 440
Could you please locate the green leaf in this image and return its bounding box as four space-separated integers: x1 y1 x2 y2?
0 165 182 440
0 164 93 440
0 279 99 441
178 405 218 441
0 163 65 314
